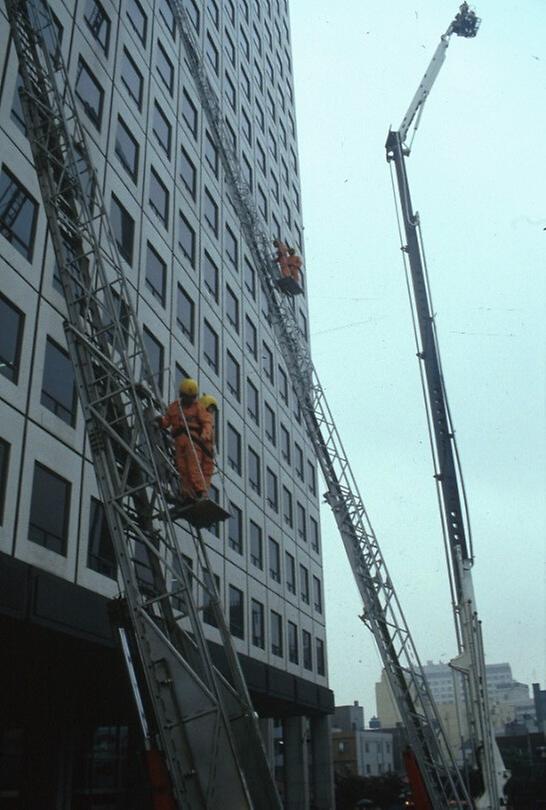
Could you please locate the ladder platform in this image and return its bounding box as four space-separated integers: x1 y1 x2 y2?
276 277 303 296
169 498 229 529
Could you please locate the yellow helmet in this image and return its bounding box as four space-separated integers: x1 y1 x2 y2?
179 378 198 397
200 394 218 410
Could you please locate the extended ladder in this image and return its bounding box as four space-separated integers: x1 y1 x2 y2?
5 1 281 807
170 1 472 806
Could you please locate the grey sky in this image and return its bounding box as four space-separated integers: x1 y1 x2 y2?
289 0 546 717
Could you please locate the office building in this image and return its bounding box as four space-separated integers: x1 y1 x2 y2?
0 1 333 806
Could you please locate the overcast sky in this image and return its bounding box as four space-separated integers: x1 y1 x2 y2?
289 0 546 718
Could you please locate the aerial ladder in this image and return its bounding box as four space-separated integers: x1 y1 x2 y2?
8 0 477 808
386 3 508 806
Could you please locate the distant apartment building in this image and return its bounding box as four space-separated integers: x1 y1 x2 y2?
332 702 394 777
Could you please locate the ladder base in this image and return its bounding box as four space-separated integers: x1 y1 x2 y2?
169 498 230 529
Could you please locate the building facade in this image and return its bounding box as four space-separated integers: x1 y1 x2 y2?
332 702 394 778
0 1 334 806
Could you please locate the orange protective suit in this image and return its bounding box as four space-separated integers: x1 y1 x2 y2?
286 252 302 284
162 399 212 498
199 419 215 493
273 239 290 278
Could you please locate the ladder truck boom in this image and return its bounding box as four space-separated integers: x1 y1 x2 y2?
386 4 508 807
6 2 281 808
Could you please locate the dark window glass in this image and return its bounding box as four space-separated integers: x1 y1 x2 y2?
228 501 242 553
310 516 319 552
178 213 195 266
224 31 235 66
149 168 169 228
266 467 278 511
285 551 295 594
256 142 266 175
248 447 260 494
28 462 71 555
246 378 259 424
226 351 240 400
300 564 309 604
283 486 293 527
278 366 288 403
229 585 244 639
0 167 38 261
180 148 196 198
203 320 219 373
206 33 219 75
270 171 279 202
313 575 322 613
185 0 200 31
257 186 267 219
205 131 219 176
145 243 166 306
244 258 255 298
294 445 303 480
255 99 264 131
241 66 251 100
225 225 238 267
127 0 147 44
249 520 262 569
204 189 218 236
242 154 253 190
262 343 273 382
156 41 174 94
280 425 290 464
225 285 239 332
0 294 24 384
182 90 198 137
11 73 27 135
121 50 143 109
245 315 257 358
297 502 307 543
308 461 317 495
75 58 104 128
84 0 111 54
143 326 164 393
176 286 194 341
251 598 264 649
172 553 193 614
87 497 116 578
203 570 220 626
203 252 219 301
111 195 134 265
268 536 280 583
271 610 282 656
0 438 10 525
115 117 139 181
227 423 241 474
264 403 276 446
303 630 312 670
159 0 175 35
41 337 77 426
208 483 221 537
153 103 171 157
316 638 325 675
207 0 219 27
288 621 298 664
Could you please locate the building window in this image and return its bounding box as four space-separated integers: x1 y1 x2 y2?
262 343 273 382
41 337 77 426
111 195 134 265
244 257 256 298
115 116 139 181
266 467 278 511
225 225 238 268
182 90 198 137
251 599 265 649
203 570 220 626
248 447 261 494
149 168 169 228
228 501 242 554
159 0 175 35
278 366 288 403
268 537 280 583
143 327 164 393
206 33 219 75
87 497 116 579
205 131 219 176
242 154 253 190
28 462 71 555
285 551 295 594
84 0 111 54
280 425 290 464
288 621 298 664
313 576 322 613
308 461 317 495
178 213 196 266
257 186 267 219
245 315 257 359
255 99 264 132
302 629 312 671
229 585 244 639
176 286 194 342
204 189 219 236
246 378 259 424
282 486 293 527
207 0 219 28
271 610 283 657
224 71 236 110
294 443 304 482
249 520 263 569
156 41 174 94
153 102 171 157
0 438 10 525
227 423 241 474
121 49 143 109
0 167 38 262
203 320 219 373
300 564 309 604
0 294 24 384
145 243 166 306
180 148 196 198
264 403 276 446
203 252 219 301
225 351 240 400
185 0 200 32
127 0 147 44
316 638 325 675
310 516 319 553
297 502 307 543
224 30 235 65
225 285 239 332
75 58 104 128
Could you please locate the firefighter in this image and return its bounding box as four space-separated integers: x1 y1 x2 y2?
161 379 212 500
286 247 302 284
198 394 218 493
273 238 290 279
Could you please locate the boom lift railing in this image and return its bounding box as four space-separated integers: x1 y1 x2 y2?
5 1 282 807
386 4 508 807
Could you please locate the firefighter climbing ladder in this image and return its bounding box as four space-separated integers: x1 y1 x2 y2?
5 1 281 808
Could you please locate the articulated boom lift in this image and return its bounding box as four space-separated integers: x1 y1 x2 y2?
386 4 508 807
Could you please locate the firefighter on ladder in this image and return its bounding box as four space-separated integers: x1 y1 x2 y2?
198 394 218 494
161 379 212 501
273 238 303 293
